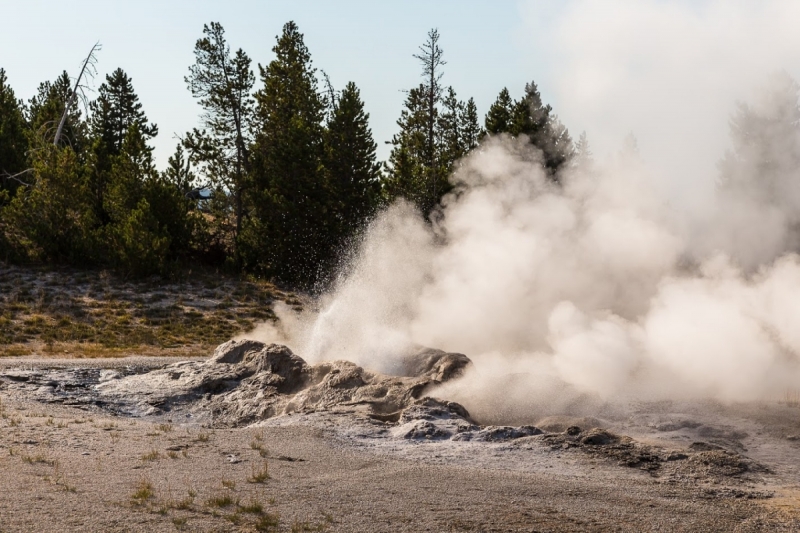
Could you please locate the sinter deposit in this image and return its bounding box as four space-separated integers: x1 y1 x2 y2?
94 340 474 430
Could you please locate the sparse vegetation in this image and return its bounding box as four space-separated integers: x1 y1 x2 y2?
141 449 161 461
131 478 155 504
206 493 237 508
291 520 329 532
21 453 57 466
254 513 281 532
0 265 293 358
239 500 264 514
250 438 268 457
248 461 270 483
782 389 800 408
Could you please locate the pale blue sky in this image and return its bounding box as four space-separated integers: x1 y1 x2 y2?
1 0 562 166
4 0 800 204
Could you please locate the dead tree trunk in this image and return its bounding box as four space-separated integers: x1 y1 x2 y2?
54 42 101 146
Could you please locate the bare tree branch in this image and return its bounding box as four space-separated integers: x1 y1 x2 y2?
0 168 34 187
320 69 336 110
54 42 101 146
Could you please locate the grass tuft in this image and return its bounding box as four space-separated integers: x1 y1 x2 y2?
248 461 270 483
206 493 237 508
254 513 281 532
131 478 155 504
141 449 161 461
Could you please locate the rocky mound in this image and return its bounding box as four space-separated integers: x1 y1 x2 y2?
94 340 473 426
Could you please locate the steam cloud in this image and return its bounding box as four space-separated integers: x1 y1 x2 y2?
242 1 800 422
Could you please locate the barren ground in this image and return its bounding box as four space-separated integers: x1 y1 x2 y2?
2 266 800 532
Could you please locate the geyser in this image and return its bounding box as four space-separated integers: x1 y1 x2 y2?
243 2 800 422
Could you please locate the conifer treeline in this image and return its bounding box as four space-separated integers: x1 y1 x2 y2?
0 22 580 288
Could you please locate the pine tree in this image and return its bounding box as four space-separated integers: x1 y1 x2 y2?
163 143 197 195
141 143 202 266
102 123 171 275
460 97 482 152
324 81 381 250
718 71 800 205
0 69 29 202
88 69 157 225
245 21 329 286
484 88 513 136
439 87 463 166
3 73 93 264
1 144 95 264
414 29 446 178
91 69 157 155
385 29 464 216
573 131 594 171
439 89 484 174
383 85 429 211
185 21 255 255
27 72 88 153
484 81 574 178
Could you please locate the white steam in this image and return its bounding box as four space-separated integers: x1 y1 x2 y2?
242 2 800 421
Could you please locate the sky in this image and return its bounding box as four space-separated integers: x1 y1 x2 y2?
1 0 544 166
3 0 800 207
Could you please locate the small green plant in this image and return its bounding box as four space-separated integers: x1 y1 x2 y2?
171 516 188 529
221 479 236 490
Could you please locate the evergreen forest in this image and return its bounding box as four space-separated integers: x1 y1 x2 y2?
3 21 787 291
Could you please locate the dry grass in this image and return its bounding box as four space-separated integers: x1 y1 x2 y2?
0 263 304 358
248 461 270 483
140 449 161 461
782 389 800 407
206 493 237 508
130 478 155 504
